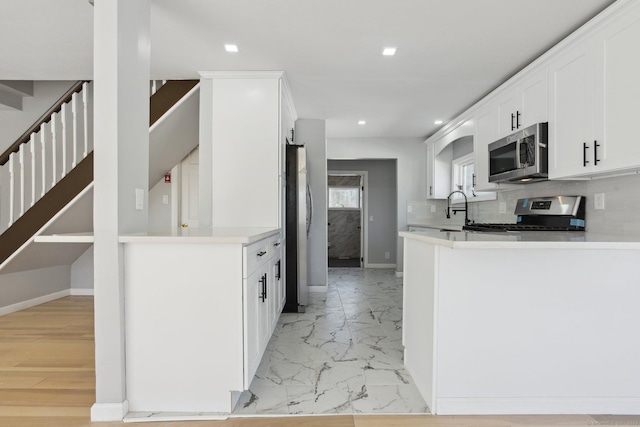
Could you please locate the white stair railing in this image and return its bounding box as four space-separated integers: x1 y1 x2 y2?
0 82 94 234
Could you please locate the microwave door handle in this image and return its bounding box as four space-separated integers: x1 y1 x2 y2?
515 140 522 168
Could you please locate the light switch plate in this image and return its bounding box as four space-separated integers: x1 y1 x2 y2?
162 195 169 205
430 205 436 213
499 202 507 214
135 188 144 210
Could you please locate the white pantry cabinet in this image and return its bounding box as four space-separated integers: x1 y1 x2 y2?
200 71 297 228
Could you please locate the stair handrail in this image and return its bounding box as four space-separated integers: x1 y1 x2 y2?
0 80 89 166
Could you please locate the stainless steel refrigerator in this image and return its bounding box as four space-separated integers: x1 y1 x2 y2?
284 144 310 312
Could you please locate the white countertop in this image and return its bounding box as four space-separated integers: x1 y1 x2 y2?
119 227 280 244
35 227 280 244
400 229 640 249
408 222 463 231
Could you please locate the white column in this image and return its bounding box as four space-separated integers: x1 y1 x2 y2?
92 0 150 421
197 76 213 227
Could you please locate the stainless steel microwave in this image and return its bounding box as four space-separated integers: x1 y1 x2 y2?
488 122 548 183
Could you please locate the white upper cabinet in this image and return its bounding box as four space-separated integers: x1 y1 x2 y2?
548 40 597 179
591 3 640 174
473 105 498 192
496 67 548 138
550 0 640 179
426 141 452 199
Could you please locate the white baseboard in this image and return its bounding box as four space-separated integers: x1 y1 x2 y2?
365 263 396 269
70 288 95 296
395 271 404 278
124 411 229 423
91 400 129 421
0 289 70 317
435 397 640 415
308 285 328 293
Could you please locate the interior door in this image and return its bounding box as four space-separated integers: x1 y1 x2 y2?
180 147 199 227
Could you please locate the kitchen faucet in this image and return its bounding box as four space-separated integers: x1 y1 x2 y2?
446 190 471 226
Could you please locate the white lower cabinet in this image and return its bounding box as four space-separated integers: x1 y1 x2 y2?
124 231 284 414
242 236 283 388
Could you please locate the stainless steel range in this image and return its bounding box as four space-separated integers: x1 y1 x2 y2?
464 196 586 232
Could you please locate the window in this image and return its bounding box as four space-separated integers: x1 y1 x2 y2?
328 186 360 209
451 153 496 203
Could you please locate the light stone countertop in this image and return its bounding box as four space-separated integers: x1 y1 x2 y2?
119 227 280 244
400 229 640 249
35 227 280 244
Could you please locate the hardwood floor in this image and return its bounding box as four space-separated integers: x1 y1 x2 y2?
1 296 639 427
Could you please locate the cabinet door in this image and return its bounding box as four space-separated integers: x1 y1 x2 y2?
258 265 270 357
519 67 548 129
269 256 282 333
426 143 436 199
548 41 596 179
426 141 453 199
243 266 264 388
473 106 499 191
591 5 640 173
496 90 519 138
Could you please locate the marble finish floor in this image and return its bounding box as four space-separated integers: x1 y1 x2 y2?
234 268 429 415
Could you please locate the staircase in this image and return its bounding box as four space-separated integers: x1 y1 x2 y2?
0 79 200 270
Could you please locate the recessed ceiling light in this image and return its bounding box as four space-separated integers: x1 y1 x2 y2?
434 120 443 125
224 44 239 53
358 120 366 125
382 47 397 56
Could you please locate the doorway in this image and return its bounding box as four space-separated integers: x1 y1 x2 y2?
327 172 366 268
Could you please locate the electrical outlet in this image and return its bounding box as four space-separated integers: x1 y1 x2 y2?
499 202 506 214
385 252 390 259
594 193 605 210
407 205 413 213
369 216 374 222
430 204 436 213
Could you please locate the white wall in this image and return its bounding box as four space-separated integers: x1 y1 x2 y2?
71 246 94 292
296 119 327 288
0 265 71 313
0 81 77 153
327 137 426 273
148 176 172 229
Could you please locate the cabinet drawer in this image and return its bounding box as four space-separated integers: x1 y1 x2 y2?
243 239 270 278
269 235 282 254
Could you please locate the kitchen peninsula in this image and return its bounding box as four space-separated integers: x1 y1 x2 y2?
400 229 640 415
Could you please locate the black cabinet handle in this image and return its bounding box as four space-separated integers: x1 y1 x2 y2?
429 185 433 196
511 113 515 131
259 275 266 302
583 142 589 167
264 273 268 299
516 111 521 129
594 140 600 165
273 242 281 247
257 251 267 257
472 173 476 187
276 260 281 280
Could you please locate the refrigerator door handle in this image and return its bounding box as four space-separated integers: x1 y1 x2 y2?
306 182 313 237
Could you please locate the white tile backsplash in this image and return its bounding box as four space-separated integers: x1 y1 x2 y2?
409 172 640 235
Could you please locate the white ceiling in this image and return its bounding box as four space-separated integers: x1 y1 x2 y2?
0 0 616 139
